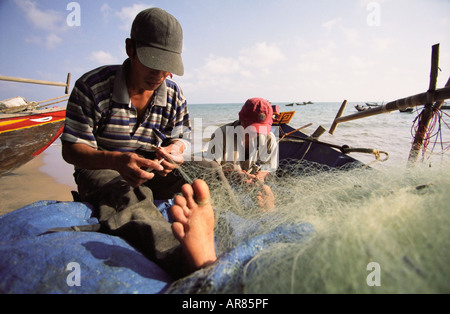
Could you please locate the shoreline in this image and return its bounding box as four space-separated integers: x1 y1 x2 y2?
0 151 75 216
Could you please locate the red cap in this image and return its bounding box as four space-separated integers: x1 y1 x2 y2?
239 98 273 135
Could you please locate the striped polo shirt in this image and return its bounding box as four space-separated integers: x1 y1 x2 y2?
61 59 191 158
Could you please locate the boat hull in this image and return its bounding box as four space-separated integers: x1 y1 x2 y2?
278 124 364 170
0 108 66 176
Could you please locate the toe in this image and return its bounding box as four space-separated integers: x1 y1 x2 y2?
170 204 188 225
171 222 185 242
192 179 211 206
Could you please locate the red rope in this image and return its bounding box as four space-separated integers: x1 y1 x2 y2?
412 107 450 159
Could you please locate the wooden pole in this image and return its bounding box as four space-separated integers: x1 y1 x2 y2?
36 97 69 109
408 77 450 164
65 73 71 94
36 95 70 105
0 73 71 94
328 85 450 134
408 44 441 164
329 100 347 134
432 77 450 112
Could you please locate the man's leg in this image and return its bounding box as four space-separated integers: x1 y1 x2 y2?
76 169 184 278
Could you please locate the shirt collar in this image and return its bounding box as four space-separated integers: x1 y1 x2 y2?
112 58 167 107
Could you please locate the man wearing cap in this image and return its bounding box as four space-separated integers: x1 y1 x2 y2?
61 8 217 277
207 98 279 211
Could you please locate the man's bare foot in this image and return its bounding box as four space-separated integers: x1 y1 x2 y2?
257 184 275 212
170 179 217 272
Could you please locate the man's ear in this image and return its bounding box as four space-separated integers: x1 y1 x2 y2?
125 38 136 58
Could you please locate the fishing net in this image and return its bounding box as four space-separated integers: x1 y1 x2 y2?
174 158 450 293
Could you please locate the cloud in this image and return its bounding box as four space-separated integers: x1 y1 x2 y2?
296 40 337 73
371 37 393 52
100 3 113 21
195 41 285 81
14 0 66 31
183 41 286 98
24 34 61 49
341 27 360 45
200 42 284 77
321 16 360 46
202 55 240 74
440 17 450 27
322 17 342 33
115 3 153 31
89 51 119 65
238 42 286 68
14 0 67 49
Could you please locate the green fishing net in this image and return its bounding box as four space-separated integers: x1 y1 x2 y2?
176 158 450 293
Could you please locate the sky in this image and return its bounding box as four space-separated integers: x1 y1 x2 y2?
0 0 449 105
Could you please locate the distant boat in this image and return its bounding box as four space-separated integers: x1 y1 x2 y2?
354 104 367 112
365 102 379 107
399 108 414 113
286 101 313 106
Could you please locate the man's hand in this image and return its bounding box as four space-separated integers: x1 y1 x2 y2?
113 152 165 187
61 142 166 187
155 142 185 176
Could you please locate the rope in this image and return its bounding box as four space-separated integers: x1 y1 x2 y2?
280 136 390 164
340 146 390 162
411 106 450 161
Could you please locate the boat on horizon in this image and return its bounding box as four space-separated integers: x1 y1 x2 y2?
354 104 367 112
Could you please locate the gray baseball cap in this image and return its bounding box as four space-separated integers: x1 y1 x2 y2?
131 8 184 76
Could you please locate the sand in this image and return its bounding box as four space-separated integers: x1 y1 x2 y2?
0 152 75 216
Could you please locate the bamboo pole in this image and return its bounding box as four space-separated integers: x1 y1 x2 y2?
36 95 70 105
36 97 69 109
0 73 71 94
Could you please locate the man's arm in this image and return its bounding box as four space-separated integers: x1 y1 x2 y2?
62 142 164 187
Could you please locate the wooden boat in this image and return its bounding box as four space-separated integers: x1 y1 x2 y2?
277 123 364 170
0 105 66 176
272 110 365 169
355 104 367 112
0 74 70 176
